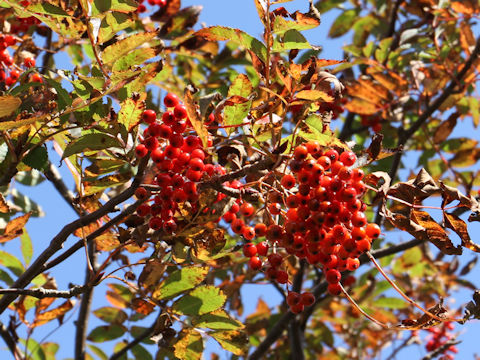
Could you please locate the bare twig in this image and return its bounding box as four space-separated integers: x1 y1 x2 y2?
421 339 460 360
109 317 158 360
44 162 78 213
0 321 22 360
0 285 89 299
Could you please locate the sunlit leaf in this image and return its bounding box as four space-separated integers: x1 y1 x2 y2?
209 330 248 356
192 309 244 330
0 250 24 276
87 324 126 342
224 74 252 134
374 297 409 309
174 329 203 360
173 285 226 316
0 212 31 243
62 133 122 159
153 266 208 300
102 31 159 65
0 95 21 118
93 307 128 324
33 300 74 327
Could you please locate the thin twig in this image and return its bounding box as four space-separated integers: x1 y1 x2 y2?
421 339 460 360
0 285 89 299
44 162 78 213
0 321 22 360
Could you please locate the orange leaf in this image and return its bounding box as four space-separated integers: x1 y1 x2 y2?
345 98 379 115
0 212 31 243
451 1 475 14
33 300 74 327
296 89 333 102
184 88 209 148
444 212 480 253
132 298 155 315
366 67 407 94
0 194 9 213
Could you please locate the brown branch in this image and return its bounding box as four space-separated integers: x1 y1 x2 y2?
75 243 97 360
0 285 89 299
44 162 78 213
421 339 460 360
385 0 402 40
248 238 424 360
42 199 143 273
0 321 22 359
0 157 148 315
109 317 157 360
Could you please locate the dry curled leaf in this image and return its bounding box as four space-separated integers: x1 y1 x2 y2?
444 212 480 253
0 212 31 243
397 302 449 330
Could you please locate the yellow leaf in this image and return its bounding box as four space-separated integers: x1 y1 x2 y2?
0 96 21 118
33 300 74 327
0 212 31 243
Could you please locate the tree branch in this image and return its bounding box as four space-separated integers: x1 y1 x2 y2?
248 237 424 360
109 317 157 360
0 157 148 315
0 321 22 360
0 285 89 299
44 161 78 213
421 339 460 360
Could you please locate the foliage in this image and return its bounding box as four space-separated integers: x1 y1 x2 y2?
0 0 479 359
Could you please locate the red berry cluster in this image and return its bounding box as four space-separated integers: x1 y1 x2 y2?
425 322 458 360
6 1 40 35
1 32 42 88
360 114 382 133
137 0 167 13
134 93 222 234
228 142 380 313
286 291 315 314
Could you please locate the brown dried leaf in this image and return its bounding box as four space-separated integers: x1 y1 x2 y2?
184 88 209 148
365 171 391 197
397 303 448 330
33 300 74 327
138 259 166 289
388 168 440 204
0 212 31 243
444 212 480 253
433 112 458 144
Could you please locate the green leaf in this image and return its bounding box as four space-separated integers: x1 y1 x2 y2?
26 2 70 17
98 12 135 44
20 228 33 266
117 97 146 132
273 30 311 51
11 189 44 217
87 324 126 342
0 269 14 285
303 115 349 149
113 48 158 72
174 329 203 360
44 78 72 110
273 15 320 36
130 326 154 345
15 169 45 186
153 266 208 300
173 285 226 316
195 26 267 62
83 172 131 196
93 307 128 324
328 9 358 38
373 297 408 309
62 133 121 159
315 0 345 14
209 330 248 356
88 345 108 360
20 338 46 360
224 74 252 134
91 0 138 15
375 37 393 63
0 250 25 277
192 309 244 330
41 342 59 360
102 31 159 65
130 344 153 360
23 146 48 171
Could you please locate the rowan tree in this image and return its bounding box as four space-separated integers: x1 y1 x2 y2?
0 0 480 359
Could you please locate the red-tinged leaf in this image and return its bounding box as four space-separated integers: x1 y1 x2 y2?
184 88 209 148
296 89 333 102
433 112 458 144
345 98 379 115
33 300 74 327
131 298 155 315
459 21 476 56
273 11 320 36
444 212 480 253
194 26 267 62
0 212 31 243
348 78 390 103
316 59 345 68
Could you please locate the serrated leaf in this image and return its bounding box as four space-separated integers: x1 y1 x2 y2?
273 30 311 51
93 307 128 324
0 212 31 243
224 74 252 134
209 330 248 356
0 250 24 276
329 9 358 38
173 285 226 316
0 95 21 118
23 147 48 171
87 324 126 342
272 12 320 36
374 297 408 309
153 266 208 300
102 32 158 65
174 329 203 360
20 228 33 266
195 26 267 62
98 12 135 44
113 48 157 72
26 2 69 17
15 170 45 186
118 96 146 132
91 0 138 15
192 309 244 330
11 189 44 217
304 115 349 150
62 133 121 159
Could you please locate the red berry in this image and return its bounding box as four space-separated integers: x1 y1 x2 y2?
240 202 255 217
325 269 341 284
300 292 315 306
267 253 283 267
243 243 257 257
290 303 304 314
249 256 262 270
24 57 35 68
231 218 245 234
281 174 296 189
164 93 180 108
135 144 148 158
134 187 149 200
366 223 381 239
243 226 255 241
327 283 342 296
254 223 267 237
287 291 301 307
276 270 288 284
256 241 269 256
174 104 188 119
